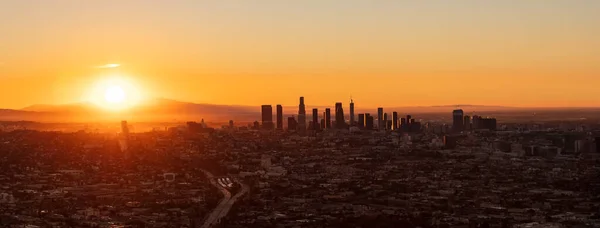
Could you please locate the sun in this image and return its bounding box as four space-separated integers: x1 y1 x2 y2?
87 76 144 111
104 85 126 104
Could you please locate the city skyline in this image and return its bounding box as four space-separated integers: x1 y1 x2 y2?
1 1 600 109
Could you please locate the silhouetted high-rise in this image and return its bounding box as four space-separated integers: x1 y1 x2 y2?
312 108 319 131
298 97 306 131
349 99 355 126
287 116 297 130
377 108 384 130
261 105 274 129
358 114 365 128
365 114 374 130
472 115 481 129
335 102 345 129
325 108 331 129
392 112 398 130
276 104 283 130
400 118 407 130
463 115 471 131
452 109 464 132
383 113 388 130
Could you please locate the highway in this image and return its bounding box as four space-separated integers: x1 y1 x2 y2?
199 170 248 228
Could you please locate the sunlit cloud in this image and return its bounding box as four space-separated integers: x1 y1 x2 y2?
96 63 120 68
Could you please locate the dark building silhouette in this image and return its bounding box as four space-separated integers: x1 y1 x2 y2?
464 115 471 131
444 135 457 149
312 108 319 131
410 122 422 133
383 113 388 130
261 105 274 130
349 99 355 126
452 109 464 132
229 120 234 128
377 108 384 130
320 119 325 130
392 112 398 130
365 113 374 130
400 118 407 129
253 121 260 130
276 104 283 130
298 97 306 131
472 115 481 129
358 114 365 129
479 117 497 131
335 102 345 129
287 116 297 130
406 115 412 126
386 120 392 130
325 108 331 129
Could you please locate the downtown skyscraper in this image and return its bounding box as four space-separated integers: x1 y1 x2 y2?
392 112 398 130
276 104 283 130
335 102 345 129
377 107 384 130
325 108 331 129
298 97 306 131
349 99 355 126
312 108 319 131
453 109 464 132
261 105 274 129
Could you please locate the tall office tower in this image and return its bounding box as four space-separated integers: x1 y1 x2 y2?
335 102 345 129
365 114 374 130
463 115 471 131
472 115 481 129
377 108 384 130
406 115 412 126
383 113 388 130
358 114 365 128
392 112 398 130
480 117 497 131
298 97 306 130
261 105 274 129
312 108 319 131
287 116 297 130
325 108 331 129
401 118 407 129
349 99 355 126
320 119 326 130
276 104 283 130
452 109 464 132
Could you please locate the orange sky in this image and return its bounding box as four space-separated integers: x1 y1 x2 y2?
1 1 599 109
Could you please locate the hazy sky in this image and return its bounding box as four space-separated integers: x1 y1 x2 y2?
1 0 599 109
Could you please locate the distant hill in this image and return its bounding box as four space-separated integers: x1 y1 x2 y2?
0 99 597 123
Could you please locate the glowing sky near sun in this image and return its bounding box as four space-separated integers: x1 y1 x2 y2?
0 0 599 109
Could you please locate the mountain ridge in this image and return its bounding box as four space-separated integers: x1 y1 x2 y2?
2 98 598 122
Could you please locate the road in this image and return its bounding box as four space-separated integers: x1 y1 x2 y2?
199 170 248 228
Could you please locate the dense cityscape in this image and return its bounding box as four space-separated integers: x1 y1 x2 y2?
0 96 599 228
